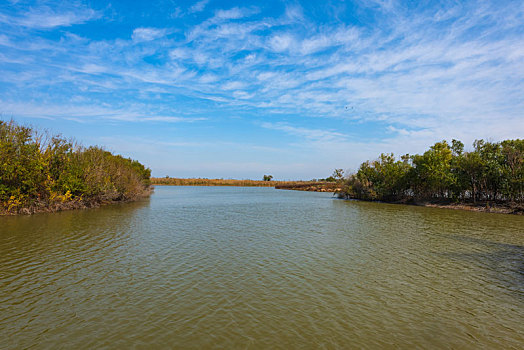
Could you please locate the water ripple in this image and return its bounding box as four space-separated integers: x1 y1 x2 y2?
1 187 523 349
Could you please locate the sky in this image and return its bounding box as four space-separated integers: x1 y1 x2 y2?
1 0 523 179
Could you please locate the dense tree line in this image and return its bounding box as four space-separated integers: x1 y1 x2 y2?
340 139 524 204
1 120 151 214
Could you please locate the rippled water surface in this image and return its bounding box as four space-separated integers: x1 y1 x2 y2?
1 186 523 349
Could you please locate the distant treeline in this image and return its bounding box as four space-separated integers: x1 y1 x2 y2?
1 120 151 214
274 181 340 192
152 177 311 187
340 139 523 204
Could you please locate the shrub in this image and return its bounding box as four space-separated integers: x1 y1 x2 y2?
0 120 151 213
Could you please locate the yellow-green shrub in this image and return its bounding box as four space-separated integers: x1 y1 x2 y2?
0 120 151 213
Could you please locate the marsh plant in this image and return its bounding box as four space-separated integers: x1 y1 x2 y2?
340 139 524 204
0 120 151 214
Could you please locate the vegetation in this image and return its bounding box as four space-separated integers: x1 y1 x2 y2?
274 181 340 192
152 177 343 192
339 139 524 208
263 174 273 181
0 120 151 215
317 168 345 182
151 177 322 188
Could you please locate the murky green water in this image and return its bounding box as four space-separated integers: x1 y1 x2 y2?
1 186 523 349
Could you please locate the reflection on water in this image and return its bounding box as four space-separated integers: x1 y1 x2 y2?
1 186 523 349
437 234 524 301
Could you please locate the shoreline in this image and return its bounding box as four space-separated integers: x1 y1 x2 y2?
5 185 522 216
151 177 315 187
1 187 153 216
152 183 276 187
417 201 524 215
340 196 524 215
274 182 340 192
275 184 524 215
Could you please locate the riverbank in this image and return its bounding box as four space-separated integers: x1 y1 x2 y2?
0 187 153 216
151 177 319 187
275 182 341 192
1 120 152 216
336 139 523 212
338 195 524 215
420 200 524 215
152 178 343 192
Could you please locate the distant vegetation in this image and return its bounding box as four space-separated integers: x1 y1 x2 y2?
152 177 315 187
0 120 151 215
274 181 340 192
339 139 524 206
315 168 345 182
152 177 342 193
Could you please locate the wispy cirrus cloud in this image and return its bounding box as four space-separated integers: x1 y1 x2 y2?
0 4 99 29
3 1 522 130
260 122 348 142
131 28 167 42
188 0 210 14
0 100 207 124
0 0 523 177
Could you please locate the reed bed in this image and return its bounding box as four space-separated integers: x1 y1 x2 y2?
151 177 312 187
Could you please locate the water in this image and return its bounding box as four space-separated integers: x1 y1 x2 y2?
1 186 523 349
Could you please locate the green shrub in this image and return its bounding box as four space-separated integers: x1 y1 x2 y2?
341 139 523 203
0 120 151 213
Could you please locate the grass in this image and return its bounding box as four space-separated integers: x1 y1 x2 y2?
151 177 340 192
152 177 316 187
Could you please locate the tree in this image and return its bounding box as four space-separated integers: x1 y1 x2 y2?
355 154 411 201
332 169 344 181
451 139 464 156
457 151 483 203
500 139 524 202
263 175 273 181
338 138 523 204
412 141 454 199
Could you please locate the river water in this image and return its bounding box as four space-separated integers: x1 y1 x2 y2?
1 186 523 349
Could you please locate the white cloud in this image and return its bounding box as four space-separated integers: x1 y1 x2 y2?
300 35 333 55
232 90 253 99
169 47 190 60
268 34 294 52
188 0 209 14
199 74 219 83
284 4 304 23
260 122 347 142
0 100 207 124
0 5 99 29
214 7 259 20
0 34 10 46
79 64 107 74
222 81 245 90
132 28 166 42
171 7 183 18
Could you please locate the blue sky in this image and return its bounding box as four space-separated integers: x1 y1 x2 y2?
1 0 523 179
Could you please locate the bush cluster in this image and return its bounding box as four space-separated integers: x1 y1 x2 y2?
340 139 524 203
0 120 151 213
